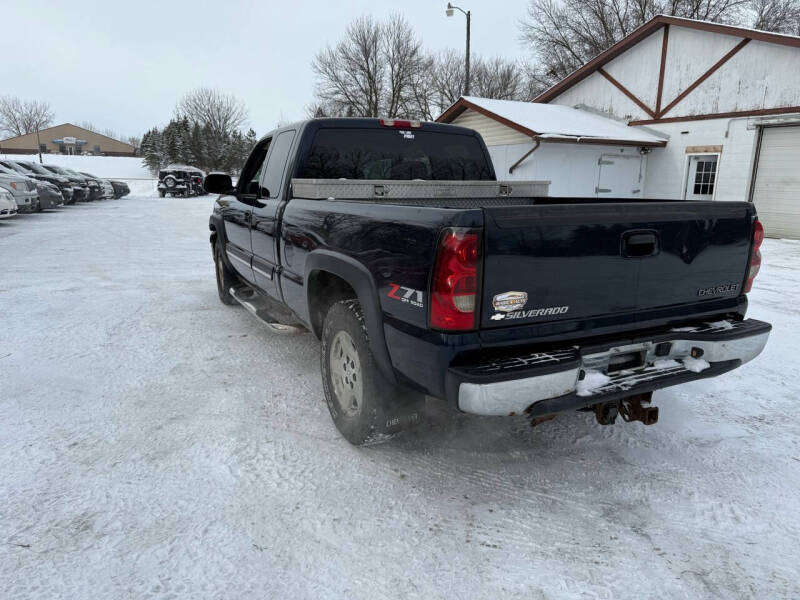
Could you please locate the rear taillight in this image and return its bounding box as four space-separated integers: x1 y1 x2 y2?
430 228 481 331
744 219 764 293
379 118 421 128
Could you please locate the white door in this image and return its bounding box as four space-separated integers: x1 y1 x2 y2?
751 126 800 239
685 154 718 200
595 154 644 198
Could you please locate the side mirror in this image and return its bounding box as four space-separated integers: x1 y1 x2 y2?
204 172 234 194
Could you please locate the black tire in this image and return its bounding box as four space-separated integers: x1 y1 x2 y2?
158 190 166 198
321 299 424 445
214 242 238 306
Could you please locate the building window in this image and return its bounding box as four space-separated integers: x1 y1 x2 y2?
39 144 47 153
59 144 66 154
94 145 101 154
693 158 717 195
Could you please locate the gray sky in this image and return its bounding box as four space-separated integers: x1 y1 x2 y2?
5 0 531 140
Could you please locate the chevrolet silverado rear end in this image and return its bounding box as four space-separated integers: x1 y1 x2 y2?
402 201 769 424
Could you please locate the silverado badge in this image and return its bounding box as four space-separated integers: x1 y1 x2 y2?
492 291 528 313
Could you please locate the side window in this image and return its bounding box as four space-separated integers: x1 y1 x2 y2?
261 130 296 198
239 139 271 196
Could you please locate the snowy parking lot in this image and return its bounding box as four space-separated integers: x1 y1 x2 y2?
2 195 799 599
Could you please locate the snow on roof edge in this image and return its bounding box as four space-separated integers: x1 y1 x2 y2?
457 96 667 145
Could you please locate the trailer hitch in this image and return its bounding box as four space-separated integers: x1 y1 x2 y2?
592 393 658 426
618 392 659 425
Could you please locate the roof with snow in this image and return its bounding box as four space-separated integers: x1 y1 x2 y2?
437 96 667 146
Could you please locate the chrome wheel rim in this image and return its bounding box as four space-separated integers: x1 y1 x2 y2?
329 330 363 417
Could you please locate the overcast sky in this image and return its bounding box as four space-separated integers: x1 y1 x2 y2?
4 0 531 140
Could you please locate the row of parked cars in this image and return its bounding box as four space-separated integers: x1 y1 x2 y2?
0 159 131 219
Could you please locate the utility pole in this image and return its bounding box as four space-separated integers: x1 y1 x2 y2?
36 128 43 163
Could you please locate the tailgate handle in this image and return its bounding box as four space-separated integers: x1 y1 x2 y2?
622 231 659 258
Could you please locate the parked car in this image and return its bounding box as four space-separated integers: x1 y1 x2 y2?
35 180 65 209
158 164 204 197
0 171 38 213
0 189 17 219
65 168 102 201
0 163 50 211
39 165 89 202
109 180 130 198
80 172 115 199
158 167 190 197
206 118 771 445
4 160 75 204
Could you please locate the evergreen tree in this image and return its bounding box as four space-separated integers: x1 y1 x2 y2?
178 117 193 164
140 127 165 175
189 122 205 170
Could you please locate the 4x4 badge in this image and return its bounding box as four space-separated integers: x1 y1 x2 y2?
492 291 528 313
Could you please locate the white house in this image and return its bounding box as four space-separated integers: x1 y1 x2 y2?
535 15 800 239
437 96 667 198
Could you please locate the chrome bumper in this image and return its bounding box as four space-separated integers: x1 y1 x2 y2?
457 319 771 417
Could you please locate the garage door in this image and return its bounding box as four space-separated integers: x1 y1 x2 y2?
752 126 800 239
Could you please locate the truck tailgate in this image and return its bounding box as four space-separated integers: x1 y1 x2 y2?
480 201 754 329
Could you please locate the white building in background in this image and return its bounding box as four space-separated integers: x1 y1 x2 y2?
438 15 800 239
437 96 667 198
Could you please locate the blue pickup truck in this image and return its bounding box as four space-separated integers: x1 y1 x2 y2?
206 118 770 445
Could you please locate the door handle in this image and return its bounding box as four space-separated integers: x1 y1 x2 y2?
622 230 659 258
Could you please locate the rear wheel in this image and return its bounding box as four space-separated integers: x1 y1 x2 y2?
321 299 424 445
214 242 238 305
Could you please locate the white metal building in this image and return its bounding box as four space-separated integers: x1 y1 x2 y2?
437 96 667 198
532 15 800 239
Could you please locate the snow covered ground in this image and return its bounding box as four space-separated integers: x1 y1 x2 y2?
1 196 799 599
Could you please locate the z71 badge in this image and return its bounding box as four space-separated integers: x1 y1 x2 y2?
492 291 528 312
387 283 424 308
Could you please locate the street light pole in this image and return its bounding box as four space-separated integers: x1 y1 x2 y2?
446 3 471 96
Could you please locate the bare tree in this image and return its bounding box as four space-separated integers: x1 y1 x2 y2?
429 49 467 108
177 87 248 136
0 96 54 138
471 57 528 100
311 14 425 118
384 15 426 117
412 51 528 118
518 0 795 93
750 0 800 32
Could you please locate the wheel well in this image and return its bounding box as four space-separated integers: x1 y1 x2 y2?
307 270 357 338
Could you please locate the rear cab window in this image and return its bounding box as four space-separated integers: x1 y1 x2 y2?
296 127 493 181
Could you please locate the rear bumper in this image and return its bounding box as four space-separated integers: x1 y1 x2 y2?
452 319 771 417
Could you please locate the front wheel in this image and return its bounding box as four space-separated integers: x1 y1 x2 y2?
321 299 424 445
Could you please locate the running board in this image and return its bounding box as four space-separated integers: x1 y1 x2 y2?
229 286 304 334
